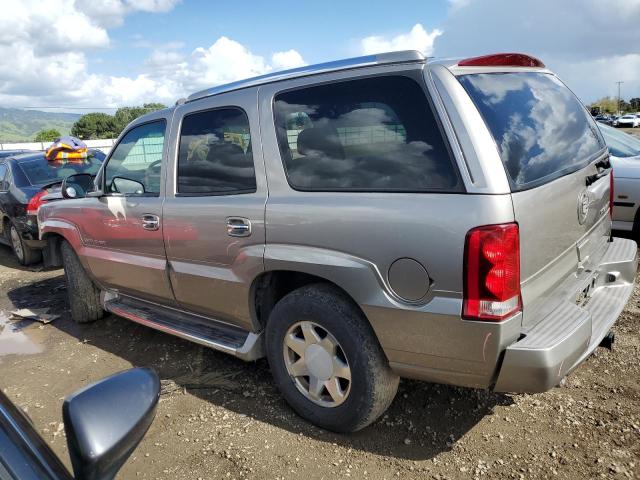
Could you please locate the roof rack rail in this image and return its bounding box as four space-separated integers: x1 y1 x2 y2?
186 50 425 103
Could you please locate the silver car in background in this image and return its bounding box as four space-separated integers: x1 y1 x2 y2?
613 114 640 128
599 123 640 235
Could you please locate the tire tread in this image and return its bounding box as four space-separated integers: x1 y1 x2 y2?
61 241 104 323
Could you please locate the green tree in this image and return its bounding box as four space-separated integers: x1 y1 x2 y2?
589 96 619 114
630 97 640 112
34 128 61 142
71 113 118 139
113 103 166 135
620 100 632 114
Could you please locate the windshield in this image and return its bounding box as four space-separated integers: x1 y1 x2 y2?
458 72 605 190
18 152 105 185
599 123 640 158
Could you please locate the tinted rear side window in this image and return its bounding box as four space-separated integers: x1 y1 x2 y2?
177 108 256 195
458 72 605 190
273 75 461 191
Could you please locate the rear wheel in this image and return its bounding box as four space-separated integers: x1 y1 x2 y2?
265 283 399 432
9 223 41 265
61 241 104 323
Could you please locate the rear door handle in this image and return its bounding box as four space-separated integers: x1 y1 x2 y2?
226 217 251 237
141 214 160 231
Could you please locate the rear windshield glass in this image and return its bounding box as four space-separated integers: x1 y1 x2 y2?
458 72 605 190
18 152 104 185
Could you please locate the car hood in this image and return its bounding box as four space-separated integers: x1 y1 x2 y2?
611 155 640 179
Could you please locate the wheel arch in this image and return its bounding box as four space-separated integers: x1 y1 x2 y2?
250 269 375 333
40 220 83 268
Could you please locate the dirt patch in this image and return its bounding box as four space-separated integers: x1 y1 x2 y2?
0 243 638 479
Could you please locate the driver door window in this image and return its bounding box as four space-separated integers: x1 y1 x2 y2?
104 121 166 195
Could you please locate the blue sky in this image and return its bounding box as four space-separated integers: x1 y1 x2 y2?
92 0 449 77
0 0 639 111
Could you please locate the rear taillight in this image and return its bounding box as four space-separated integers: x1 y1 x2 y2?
463 223 521 321
458 53 545 68
609 170 614 218
26 190 47 216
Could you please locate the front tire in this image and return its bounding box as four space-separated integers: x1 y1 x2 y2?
61 241 104 323
265 283 399 432
9 223 41 265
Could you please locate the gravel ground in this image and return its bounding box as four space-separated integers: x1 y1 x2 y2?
617 127 640 139
0 242 638 480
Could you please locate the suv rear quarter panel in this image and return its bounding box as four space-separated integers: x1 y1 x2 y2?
258 65 520 387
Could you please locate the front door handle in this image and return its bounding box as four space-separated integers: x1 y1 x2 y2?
141 214 160 231
226 217 251 237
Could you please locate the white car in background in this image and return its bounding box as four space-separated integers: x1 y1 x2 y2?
599 123 640 235
613 114 640 128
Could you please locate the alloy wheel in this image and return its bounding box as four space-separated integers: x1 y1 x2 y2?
10 226 24 262
283 320 352 407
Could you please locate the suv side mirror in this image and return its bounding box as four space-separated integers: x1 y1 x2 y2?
62 173 95 199
63 368 160 480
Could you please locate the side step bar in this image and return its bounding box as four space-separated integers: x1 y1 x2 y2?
101 292 264 361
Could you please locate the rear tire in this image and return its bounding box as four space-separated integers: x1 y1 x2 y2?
61 241 104 323
9 223 41 266
265 283 399 432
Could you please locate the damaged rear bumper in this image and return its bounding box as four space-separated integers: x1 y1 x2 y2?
493 237 637 393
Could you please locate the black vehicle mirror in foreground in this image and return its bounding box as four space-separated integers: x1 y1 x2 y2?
63 368 160 480
61 173 95 199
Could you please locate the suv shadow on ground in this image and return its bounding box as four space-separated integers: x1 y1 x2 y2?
8 275 513 461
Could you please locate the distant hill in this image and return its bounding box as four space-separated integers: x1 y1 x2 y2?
0 108 81 143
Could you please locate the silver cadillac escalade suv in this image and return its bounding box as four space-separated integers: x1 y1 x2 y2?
38 51 637 432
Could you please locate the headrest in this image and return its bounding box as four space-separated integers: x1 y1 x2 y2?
297 125 344 159
205 142 245 163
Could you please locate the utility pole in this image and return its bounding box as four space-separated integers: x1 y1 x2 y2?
616 81 624 115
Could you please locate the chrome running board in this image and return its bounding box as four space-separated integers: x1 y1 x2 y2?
101 291 264 361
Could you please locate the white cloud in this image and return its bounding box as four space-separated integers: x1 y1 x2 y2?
271 49 307 70
75 0 181 28
190 37 271 87
0 1 110 54
360 24 442 56
435 0 640 102
0 0 306 111
0 0 276 109
141 39 307 102
548 54 640 104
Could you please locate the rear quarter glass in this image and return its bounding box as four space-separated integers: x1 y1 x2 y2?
457 72 606 191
